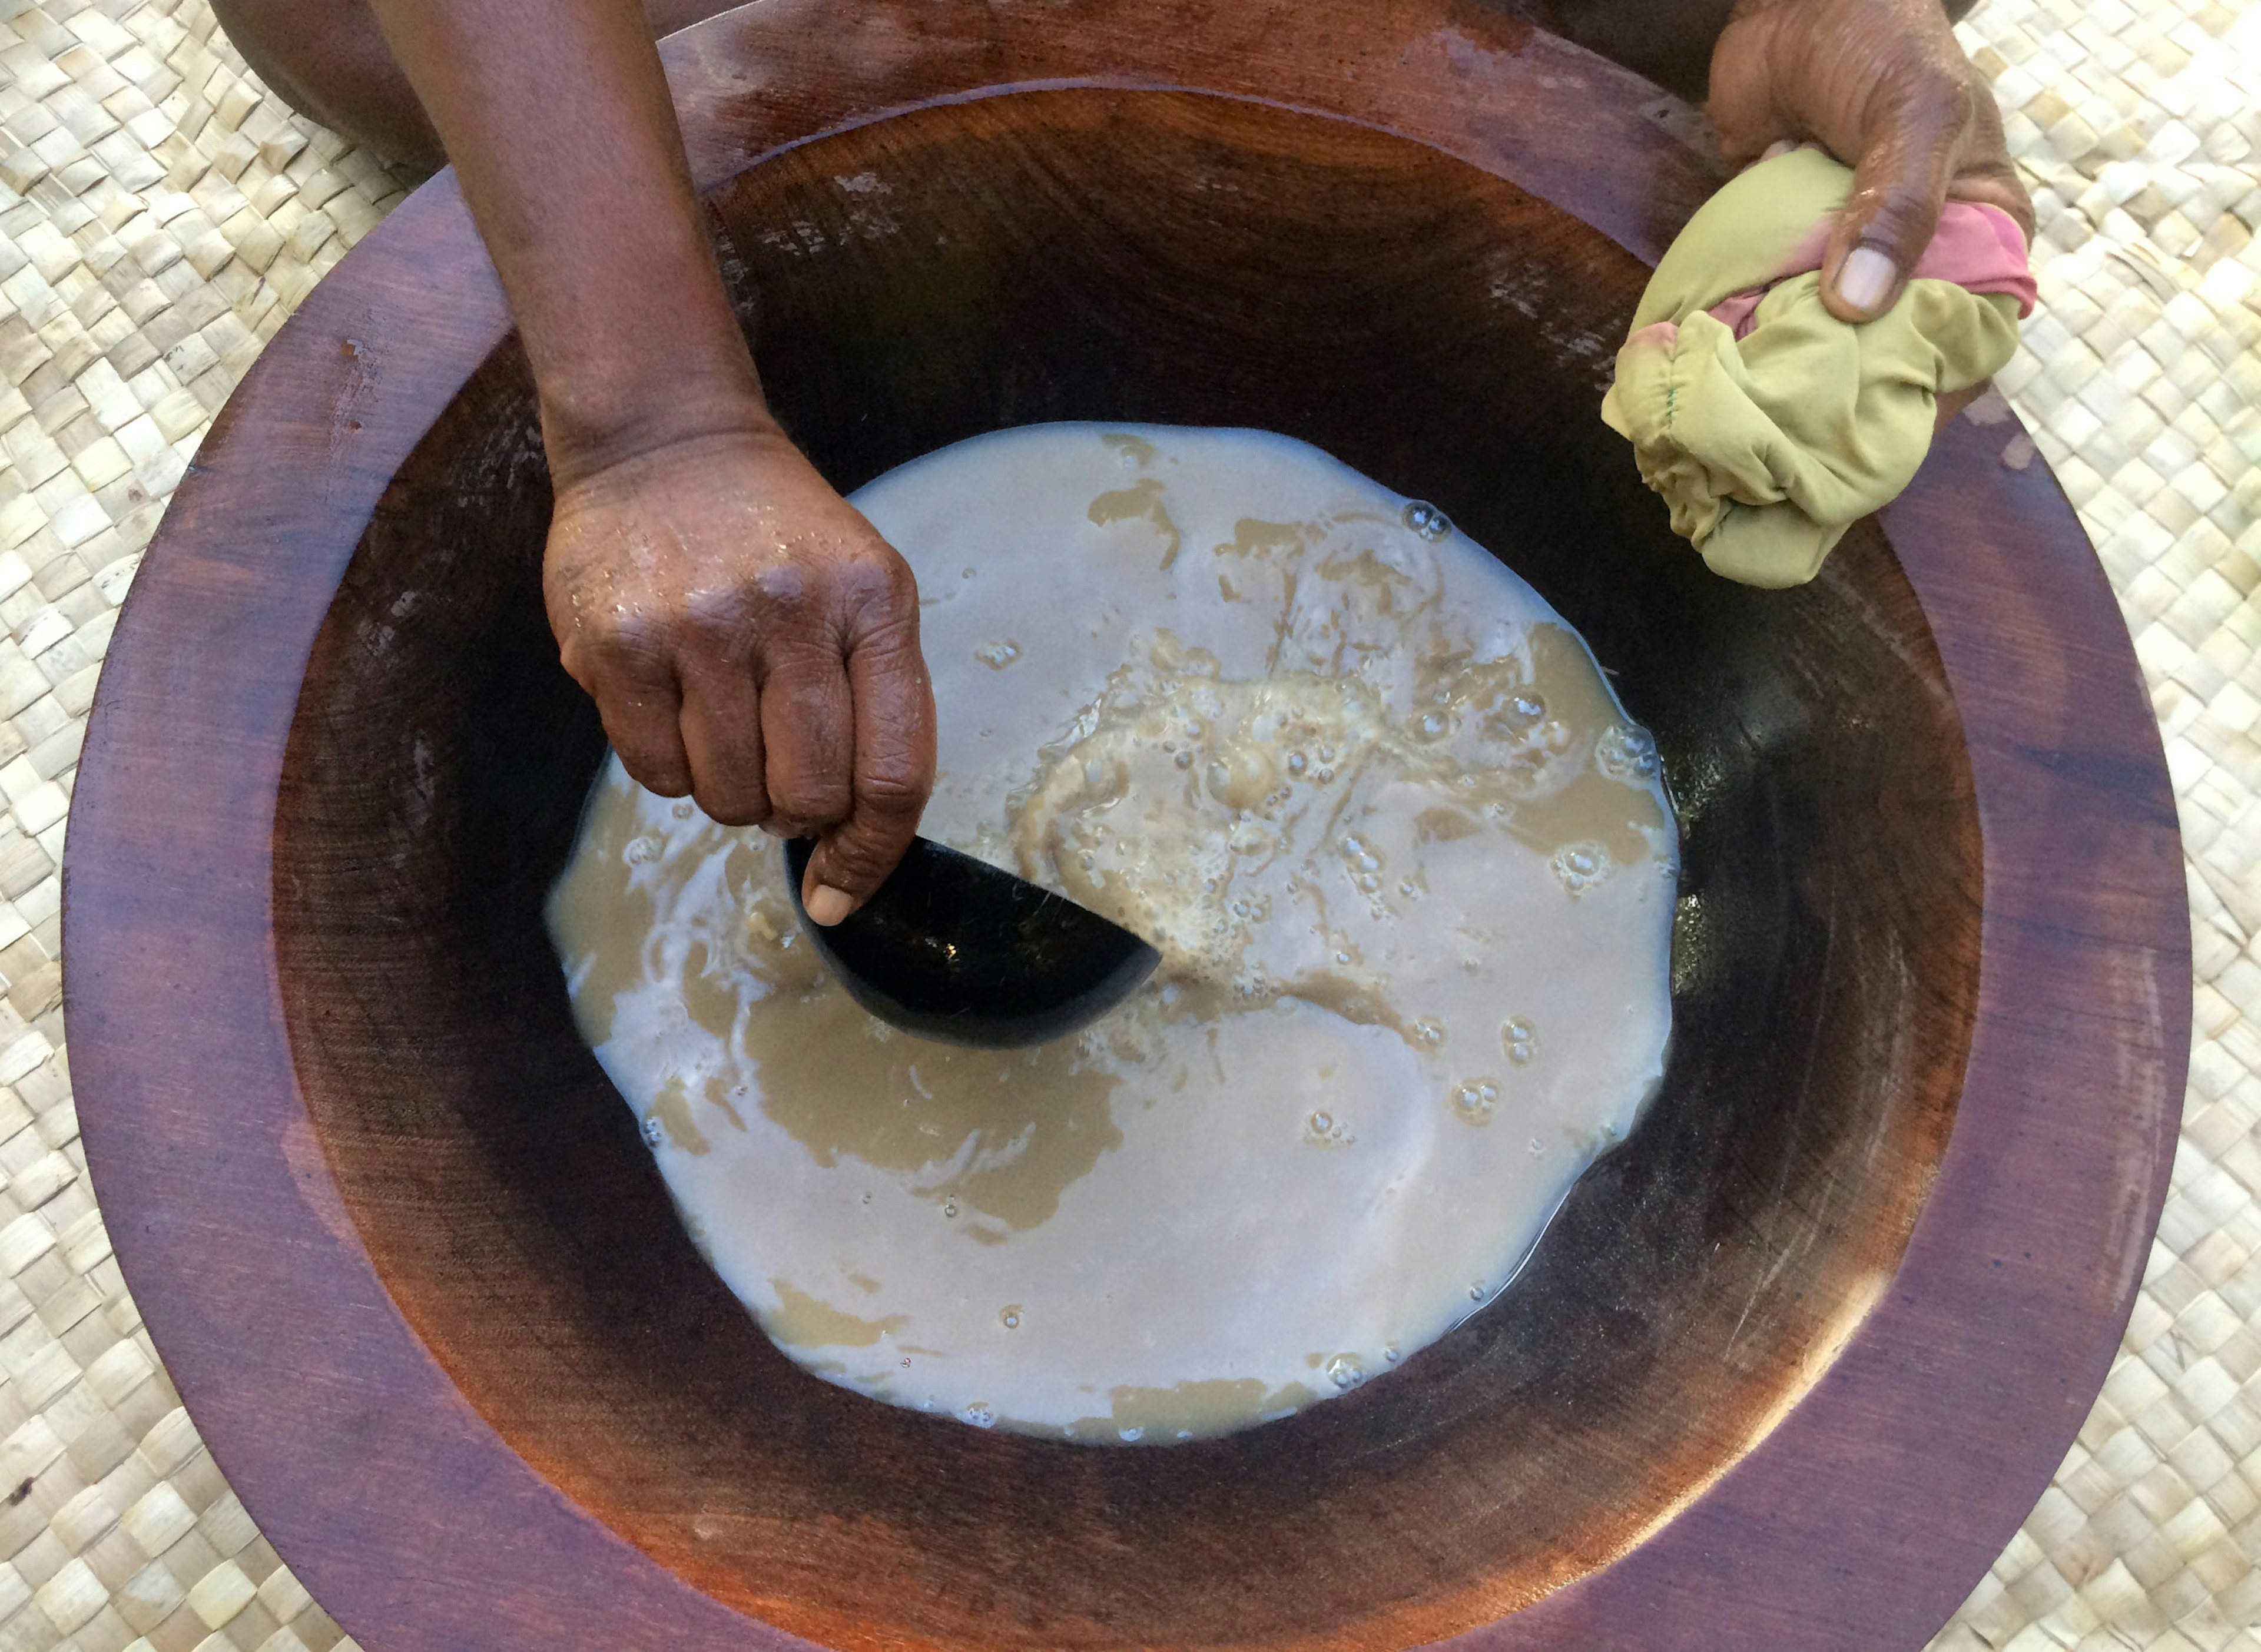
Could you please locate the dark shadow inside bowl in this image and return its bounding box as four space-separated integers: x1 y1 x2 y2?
272 89 1979 1652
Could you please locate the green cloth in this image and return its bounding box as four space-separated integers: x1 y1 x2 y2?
1599 149 2022 588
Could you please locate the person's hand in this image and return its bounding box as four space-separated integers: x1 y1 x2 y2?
1708 0 2035 326
543 427 936 924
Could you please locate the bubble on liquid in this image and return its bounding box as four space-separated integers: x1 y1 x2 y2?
1326 1354 1367 1391
901 1356 911 1366
1503 1017 1539 1065
640 1115 666 1149
1469 1282 1488 1302
1287 751 1307 774
960 1403 997 1429
1314 766 1334 783
974 639 1021 669
1000 1307 1022 1330
942 1200 959 1218
1309 1110 1334 1134
1175 749 1195 768
1451 1079 1500 1124
1529 1137 1547 1156
1119 1427 1145 1442
671 801 695 820
1597 722 1661 779
1415 1017 1447 1047
1552 842 1609 894
624 835 664 865
1415 710 1451 741
1384 1344 1401 1363
1403 500 1452 540
1506 694 1546 729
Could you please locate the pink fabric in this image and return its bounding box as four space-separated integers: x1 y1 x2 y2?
1909 203 2038 311
1705 201 2036 340
1709 290 1766 337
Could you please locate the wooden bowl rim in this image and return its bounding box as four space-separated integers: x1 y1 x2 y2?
62 2 2190 1647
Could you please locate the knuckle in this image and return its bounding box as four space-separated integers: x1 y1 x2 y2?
583 611 674 678
1888 57 1974 122
856 740 933 817
1935 72 1980 130
857 772 930 825
679 593 753 659
838 545 920 617
1881 72 1976 171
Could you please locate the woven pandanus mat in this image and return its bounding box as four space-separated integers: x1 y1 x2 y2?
0 0 2251 1648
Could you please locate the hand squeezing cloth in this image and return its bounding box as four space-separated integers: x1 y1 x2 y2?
1599 147 2035 588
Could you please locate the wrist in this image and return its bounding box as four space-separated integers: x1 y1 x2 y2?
539 364 783 494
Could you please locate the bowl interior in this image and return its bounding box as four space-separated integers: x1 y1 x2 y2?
271 89 1980 1651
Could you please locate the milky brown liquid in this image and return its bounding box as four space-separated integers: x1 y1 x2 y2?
548 425 1675 1442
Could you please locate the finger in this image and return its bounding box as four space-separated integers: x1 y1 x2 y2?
803 609 935 924
1705 13 1792 167
678 662 770 827
591 658 694 798
758 642 855 841
1820 68 1976 321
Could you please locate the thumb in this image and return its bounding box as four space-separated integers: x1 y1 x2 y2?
1821 68 1975 322
798 624 935 925
801 784 926 925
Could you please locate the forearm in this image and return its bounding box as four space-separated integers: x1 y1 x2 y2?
362 0 774 485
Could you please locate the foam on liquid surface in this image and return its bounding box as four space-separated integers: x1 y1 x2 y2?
548 424 1675 1442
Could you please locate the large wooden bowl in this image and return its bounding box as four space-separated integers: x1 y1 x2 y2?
64 2 2189 1648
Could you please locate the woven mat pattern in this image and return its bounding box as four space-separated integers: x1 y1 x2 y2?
0 0 2252 1648
1932 5 2261 1650
0 1 406 1646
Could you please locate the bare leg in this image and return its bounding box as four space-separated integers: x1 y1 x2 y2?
209 0 741 168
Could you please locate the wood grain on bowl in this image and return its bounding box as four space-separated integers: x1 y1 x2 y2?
62 2 2188 1650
